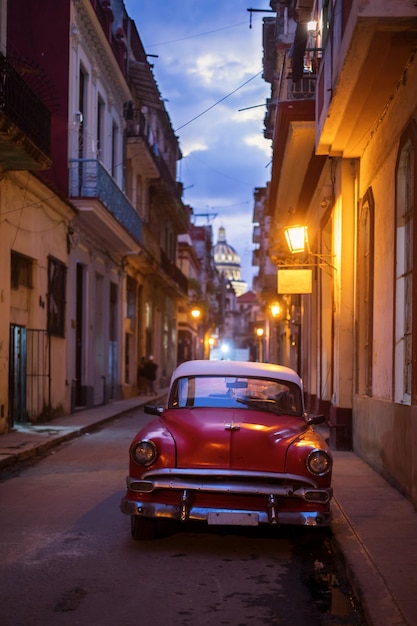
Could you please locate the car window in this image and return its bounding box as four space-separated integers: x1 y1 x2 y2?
169 375 303 416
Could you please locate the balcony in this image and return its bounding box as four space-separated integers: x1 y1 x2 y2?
69 158 143 253
124 224 187 295
126 107 187 231
316 0 417 157
268 98 326 219
253 225 262 245
0 54 51 170
288 74 316 100
126 107 160 179
161 249 188 295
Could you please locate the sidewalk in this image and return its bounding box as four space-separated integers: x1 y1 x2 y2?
1 396 416 626
0 392 167 470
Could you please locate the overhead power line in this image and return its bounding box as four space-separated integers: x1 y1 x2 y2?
144 19 259 48
173 71 263 133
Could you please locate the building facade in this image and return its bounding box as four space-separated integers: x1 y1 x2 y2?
1 0 188 432
259 0 417 507
0 0 77 433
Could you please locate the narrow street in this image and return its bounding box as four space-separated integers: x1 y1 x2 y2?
0 409 366 626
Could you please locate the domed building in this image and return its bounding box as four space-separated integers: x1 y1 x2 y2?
213 226 248 296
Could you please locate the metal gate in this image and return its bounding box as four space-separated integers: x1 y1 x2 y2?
9 325 51 426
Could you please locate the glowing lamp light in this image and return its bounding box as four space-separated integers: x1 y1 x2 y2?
270 303 282 318
284 225 308 254
256 327 264 337
191 307 201 319
307 20 317 35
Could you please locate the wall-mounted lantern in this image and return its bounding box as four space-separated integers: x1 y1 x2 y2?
190 307 202 320
270 302 282 318
277 224 336 294
284 225 309 254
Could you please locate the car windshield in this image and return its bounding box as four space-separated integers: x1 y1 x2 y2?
169 375 303 417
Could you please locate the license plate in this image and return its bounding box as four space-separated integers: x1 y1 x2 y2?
207 512 259 526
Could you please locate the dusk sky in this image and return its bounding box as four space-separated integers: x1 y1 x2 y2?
124 0 273 285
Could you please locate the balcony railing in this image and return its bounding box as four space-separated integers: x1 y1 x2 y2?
287 74 316 101
160 249 188 294
126 107 148 140
69 158 142 244
126 106 183 200
0 53 51 156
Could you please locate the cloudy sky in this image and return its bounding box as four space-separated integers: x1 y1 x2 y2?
124 0 273 286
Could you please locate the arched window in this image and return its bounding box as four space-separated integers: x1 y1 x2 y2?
356 188 374 396
395 125 417 404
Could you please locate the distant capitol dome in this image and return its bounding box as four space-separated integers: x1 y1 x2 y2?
213 226 248 296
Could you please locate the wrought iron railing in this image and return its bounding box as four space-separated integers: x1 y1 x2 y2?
0 53 51 155
287 74 317 100
126 106 183 200
68 158 142 244
160 249 188 294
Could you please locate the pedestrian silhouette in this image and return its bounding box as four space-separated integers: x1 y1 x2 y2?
144 355 158 394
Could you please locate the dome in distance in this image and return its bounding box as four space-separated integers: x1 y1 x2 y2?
213 226 248 296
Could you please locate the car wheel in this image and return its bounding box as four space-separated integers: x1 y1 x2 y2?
130 516 157 540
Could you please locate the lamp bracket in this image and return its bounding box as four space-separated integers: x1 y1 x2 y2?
276 253 336 276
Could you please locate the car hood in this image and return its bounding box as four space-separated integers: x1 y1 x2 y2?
162 408 308 472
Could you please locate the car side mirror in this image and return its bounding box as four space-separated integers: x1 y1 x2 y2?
306 414 326 426
144 404 163 416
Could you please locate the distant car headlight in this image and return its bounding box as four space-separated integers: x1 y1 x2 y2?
131 440 158 466
306 449 332 476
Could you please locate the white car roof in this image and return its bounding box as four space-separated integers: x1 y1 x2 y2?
171 360 303 388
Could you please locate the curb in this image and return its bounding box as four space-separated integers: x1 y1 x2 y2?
330 499 404 626
0 393 167 471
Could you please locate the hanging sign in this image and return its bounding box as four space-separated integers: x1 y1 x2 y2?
277 269 312 294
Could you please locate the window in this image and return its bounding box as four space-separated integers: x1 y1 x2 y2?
356 189 374 396
109 282 118 342
169 375 302 415
78 65 87 159
11 251 33 289
48 256 67 336
111 121 118 179
395 127 416 403
126 276 136 319
97 95 105 160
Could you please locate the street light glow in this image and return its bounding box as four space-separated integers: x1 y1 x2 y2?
284 225 308 254
270 303 281 317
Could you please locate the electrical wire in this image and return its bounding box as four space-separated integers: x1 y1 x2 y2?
143 18 261 49
173 70 263 133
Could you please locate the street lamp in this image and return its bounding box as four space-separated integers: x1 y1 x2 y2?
190 307 201 320
307 20 318 35
255 326 264 362
284 225 309 254
189 306 204 358
270 302 282 318
282 224 336 274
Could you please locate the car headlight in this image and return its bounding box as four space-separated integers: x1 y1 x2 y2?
306 449 332 476
131 439 158 466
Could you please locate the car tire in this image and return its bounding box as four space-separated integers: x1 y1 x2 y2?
130 516 157 540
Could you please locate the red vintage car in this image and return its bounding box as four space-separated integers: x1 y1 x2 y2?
120 360 332 539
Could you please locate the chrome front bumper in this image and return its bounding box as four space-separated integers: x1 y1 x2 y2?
120 496 332 527
121 467 333 527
